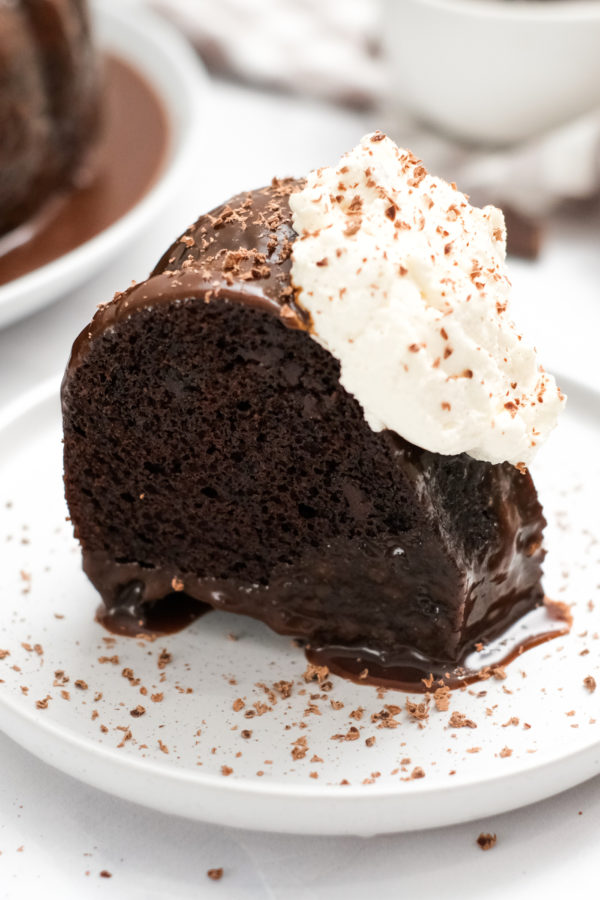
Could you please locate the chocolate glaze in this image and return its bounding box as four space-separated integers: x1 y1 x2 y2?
0 54 168 286
90 555 564 691
67 179 308 371
63 183 551 689
305 607 567 692
96 592 211 639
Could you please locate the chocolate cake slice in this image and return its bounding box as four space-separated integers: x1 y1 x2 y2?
62 174 548 682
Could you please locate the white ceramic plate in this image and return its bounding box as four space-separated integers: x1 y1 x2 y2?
0 0 207 330
0 376 598 836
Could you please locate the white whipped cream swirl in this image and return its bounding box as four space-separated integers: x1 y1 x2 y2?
289 133 565 466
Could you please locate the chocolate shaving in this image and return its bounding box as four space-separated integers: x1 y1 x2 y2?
207 869 223 881
476 833 497 851
448 712 477 729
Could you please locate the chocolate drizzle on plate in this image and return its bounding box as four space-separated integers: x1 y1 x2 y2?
93 566 568 690
305 604 568 692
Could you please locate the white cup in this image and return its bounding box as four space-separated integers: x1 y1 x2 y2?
383 0 600 146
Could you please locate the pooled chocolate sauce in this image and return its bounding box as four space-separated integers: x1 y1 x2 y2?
305 605 568 692
92 561 568 691
96 591 210 639
0 54 168 286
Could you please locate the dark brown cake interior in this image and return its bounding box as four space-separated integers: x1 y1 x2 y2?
62 181 546 682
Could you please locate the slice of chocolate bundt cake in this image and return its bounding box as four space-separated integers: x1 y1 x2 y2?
62 135 564 682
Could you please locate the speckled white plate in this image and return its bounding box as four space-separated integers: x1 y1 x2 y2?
0 376 598 836
0 0 207 329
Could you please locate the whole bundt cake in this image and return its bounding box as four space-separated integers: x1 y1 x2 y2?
0 0 100 237
61 135 566 684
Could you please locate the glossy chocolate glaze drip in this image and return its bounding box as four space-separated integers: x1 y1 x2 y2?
68 178 308 370
63 183 548 688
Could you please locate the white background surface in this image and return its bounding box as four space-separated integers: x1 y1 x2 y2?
1 76 600 898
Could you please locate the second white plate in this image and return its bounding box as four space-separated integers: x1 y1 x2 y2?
0 0 207 329
0 376 598 835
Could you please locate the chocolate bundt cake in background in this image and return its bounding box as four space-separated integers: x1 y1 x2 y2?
62 176 548 680
0 0 100 237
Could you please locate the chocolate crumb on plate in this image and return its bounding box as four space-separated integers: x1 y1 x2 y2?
544 598 574 628
207 868 223 881
157 648 172 669
406 698 429 721
303 664 329 685
433 685 451 711
448 711 477 729
476 833 497 851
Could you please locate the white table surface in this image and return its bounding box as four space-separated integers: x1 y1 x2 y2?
1 77 599 900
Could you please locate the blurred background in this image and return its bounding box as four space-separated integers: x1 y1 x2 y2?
2 0 600 393
144 0 600 260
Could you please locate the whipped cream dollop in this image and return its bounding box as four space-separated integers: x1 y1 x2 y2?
289 133 565 466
